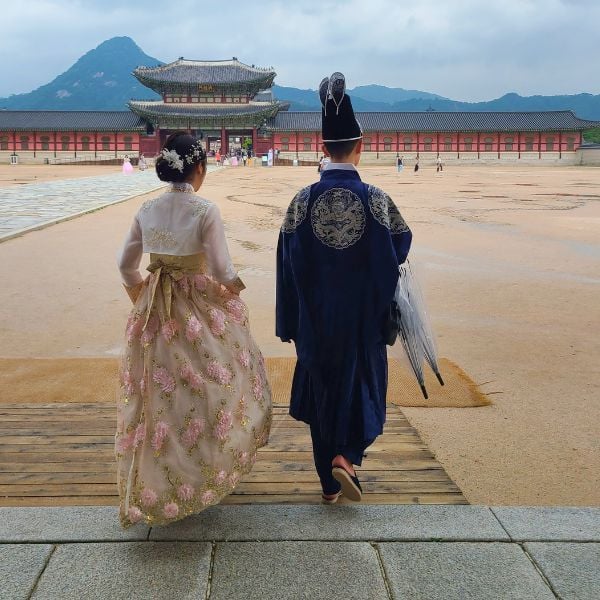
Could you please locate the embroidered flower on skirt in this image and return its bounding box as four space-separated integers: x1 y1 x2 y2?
225 298 246 323
163 502 179 519
214 410 233 441
185 315 203 342
153 367 176 393
180 362 205 390
237 349 251 369
141 315 159 346
177 483 195 502
207 360 233 385
133 423 146 448
176 276 191 294
193 274 209 291
140 488 158 507
151 421 169 451
127 506 143 523
201 489 216 505
252 375 264 401
161 319 179 343
181 417 205 447
122 369 135 397
209 308 227 336
117 430 135 453
215 470 228 485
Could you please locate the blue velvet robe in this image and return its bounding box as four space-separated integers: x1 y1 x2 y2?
276 167 412 452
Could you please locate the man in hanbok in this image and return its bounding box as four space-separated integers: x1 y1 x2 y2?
276 73 413 502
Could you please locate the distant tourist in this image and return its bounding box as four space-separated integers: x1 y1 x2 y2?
414 158 419 173
138 154 147 171
436 156 443 172
116 132 272 528
277 73 412 504
215 150 221 166
397 155 403 173
122 155 134 175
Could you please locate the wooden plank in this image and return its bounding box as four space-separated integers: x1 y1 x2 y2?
0 484 118 497
232 481 462 495
240 469 454 484
0 462 117 474
221 493 468 505
0 496 119 507
0 472 117 485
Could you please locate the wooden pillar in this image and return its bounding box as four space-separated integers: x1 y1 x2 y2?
436 132 440 157
252 127 258 155
315 131 320 159
295 131 299 159
497 132 501 159
95 132 98 159
538 131 542 160
559 131 562 159
477 132 480 160
416 132 420 158
74 131 77 159
518 131 521 159
220 126 227 154
114 132 118 158
53 132 57 158
396 131 400 155
33 131 37 158
12 131 16 152
457 132 460 159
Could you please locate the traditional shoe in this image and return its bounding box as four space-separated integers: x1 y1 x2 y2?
321 491 342 505
332 466 362 502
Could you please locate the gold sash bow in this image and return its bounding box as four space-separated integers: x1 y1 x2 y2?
143 253 204 329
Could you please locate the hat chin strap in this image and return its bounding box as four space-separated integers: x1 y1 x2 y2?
322 134 363 143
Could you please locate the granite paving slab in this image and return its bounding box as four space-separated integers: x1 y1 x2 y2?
0 544 53 600
492 506 600 541
210 541 388 600
0 507 148 542
149 504 508 542
378 542 555 600
524 542 600 600
32 542 211 600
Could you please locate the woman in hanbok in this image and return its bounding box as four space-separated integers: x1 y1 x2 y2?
116 132 272 528
122 155 134 175
138 154 147 171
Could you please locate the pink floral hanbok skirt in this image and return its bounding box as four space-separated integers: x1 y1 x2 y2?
116 253 272 527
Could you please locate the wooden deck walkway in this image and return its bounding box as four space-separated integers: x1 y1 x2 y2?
0 403 467 506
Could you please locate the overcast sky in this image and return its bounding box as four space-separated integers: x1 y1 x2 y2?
1 0 598 101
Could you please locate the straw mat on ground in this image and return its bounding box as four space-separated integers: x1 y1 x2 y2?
0 357 489 408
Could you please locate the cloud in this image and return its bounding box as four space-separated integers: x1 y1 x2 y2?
0 0 598 100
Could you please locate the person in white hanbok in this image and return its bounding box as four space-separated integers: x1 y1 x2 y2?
116 132 272 528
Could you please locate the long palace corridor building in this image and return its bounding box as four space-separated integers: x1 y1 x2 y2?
0 57 599 164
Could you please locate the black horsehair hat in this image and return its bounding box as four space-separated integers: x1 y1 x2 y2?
319 72 363 143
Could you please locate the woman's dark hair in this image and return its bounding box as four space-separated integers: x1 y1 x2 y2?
155 131 207 183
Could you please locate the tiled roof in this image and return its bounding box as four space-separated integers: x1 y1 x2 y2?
133 59 276 92
266 111 600 132
0 111 146 131
128 100 283 128
128 101 282 118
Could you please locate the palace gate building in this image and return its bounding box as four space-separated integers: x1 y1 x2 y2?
0 58 598 164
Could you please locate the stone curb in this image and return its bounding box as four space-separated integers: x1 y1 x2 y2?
2 505 600 544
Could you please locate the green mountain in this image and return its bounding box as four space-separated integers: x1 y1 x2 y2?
0 37 161 110
1 37 599 121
